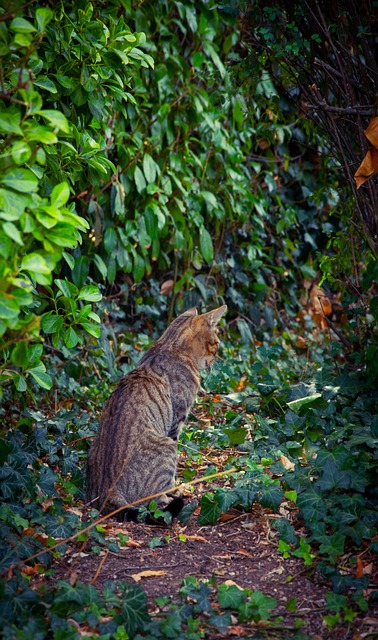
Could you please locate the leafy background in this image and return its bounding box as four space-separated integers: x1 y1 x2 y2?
0 0 377 638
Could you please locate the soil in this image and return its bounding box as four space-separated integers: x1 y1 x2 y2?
49 499 377 640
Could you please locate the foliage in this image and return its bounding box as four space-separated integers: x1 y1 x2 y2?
1 0 377 638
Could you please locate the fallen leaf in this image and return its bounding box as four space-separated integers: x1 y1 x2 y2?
183 534 207 542
280 455 295 471
220 513 237 522
131 569 167 582
126 538 141 548
236 549 254 558
223 579 244 589
229 625 249 636
41 497 54 512
354 148 378 188
21 565 41 577
365 116 378 147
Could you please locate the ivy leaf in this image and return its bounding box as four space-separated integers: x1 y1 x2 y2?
119 582 150 636
0 438 12 466
258 485 283 511
198 493 222 525
218 583 246 610
239 591 277 621
316 459 351 491
296 485 327 523
287 393 327 413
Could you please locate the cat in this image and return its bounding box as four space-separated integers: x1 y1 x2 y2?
86 304 227 519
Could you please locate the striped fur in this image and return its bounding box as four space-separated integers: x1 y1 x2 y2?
86 305 227 515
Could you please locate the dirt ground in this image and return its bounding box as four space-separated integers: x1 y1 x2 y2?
50 499 377 640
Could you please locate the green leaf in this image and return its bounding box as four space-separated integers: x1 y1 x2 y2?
0 438 12 465
143 153 157 184
133 253 145 283
225 427 247 445
104 227 117 254
1 169 39 193
0 112 23 136
316 459 351 491
198 493 222 525
55 279 78 298
64 327 79 349
41 312 64 334
34 77 57 93
62 252 75 270
14 373 27 392
36 7 53 31
11 141 31 165
10 17 36 33
28 364 52 390
21 253 50 274
134 166 146 194
93 254 107 280
217 583 246 610
287 393 327 413
120 582 150 637
0 188 31 220
199 228 214 263
51 182 70 208
11 341 30 367
79 322 101 338
38 110 70 134
239 591 277 622
77 286 102 302
3 221 23 245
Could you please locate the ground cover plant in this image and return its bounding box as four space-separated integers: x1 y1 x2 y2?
0 0 377 638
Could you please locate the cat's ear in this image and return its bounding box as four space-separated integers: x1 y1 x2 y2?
205 305 227 326
181 307 198 317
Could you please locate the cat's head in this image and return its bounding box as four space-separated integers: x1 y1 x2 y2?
169 305 227 369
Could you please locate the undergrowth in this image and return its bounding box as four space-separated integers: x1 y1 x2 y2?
0 315 377 639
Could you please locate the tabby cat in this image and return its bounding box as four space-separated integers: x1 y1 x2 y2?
86 305 227 518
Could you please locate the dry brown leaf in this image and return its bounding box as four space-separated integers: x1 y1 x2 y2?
41 497 54 512
160 279 174 295
280 454 295 471
354 148 378 188
184 534 207 542
220 513 237 522
131 569 167 582
223 579 244 589
236 549 254 558
21 565 41 577
126 538 141 548
229 625 248 636
365 116 378 147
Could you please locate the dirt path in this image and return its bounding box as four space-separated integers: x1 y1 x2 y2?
48 500 376 639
